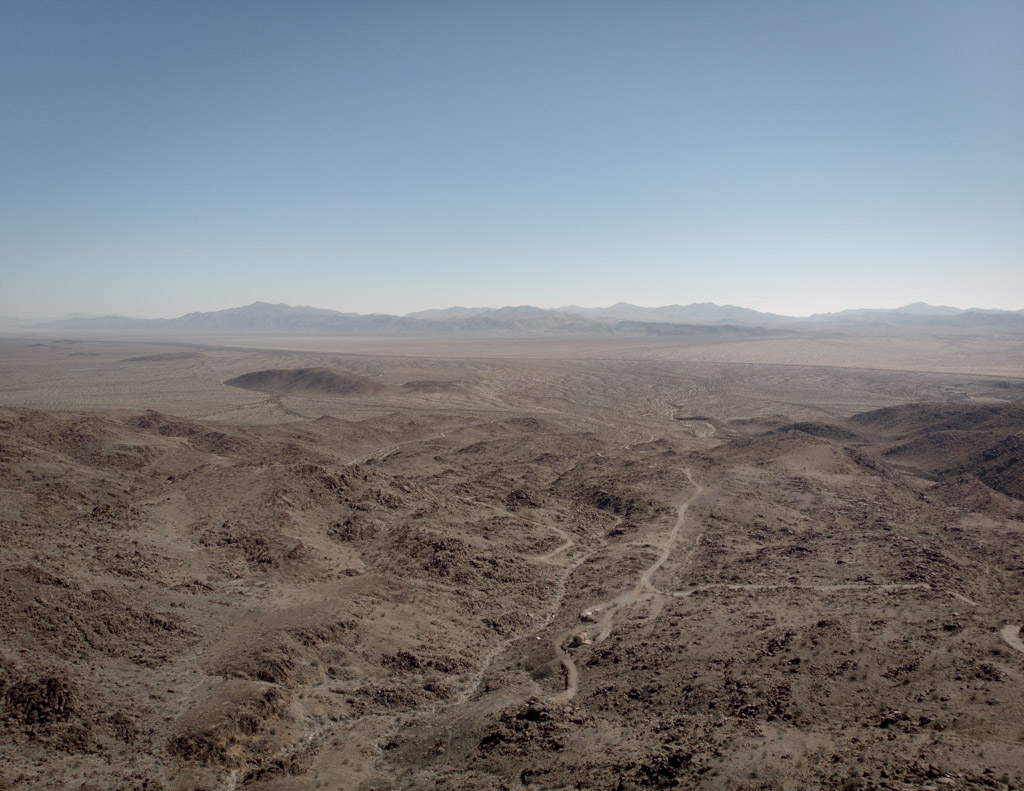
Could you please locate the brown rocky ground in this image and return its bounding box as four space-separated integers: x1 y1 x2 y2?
0 334 1022 790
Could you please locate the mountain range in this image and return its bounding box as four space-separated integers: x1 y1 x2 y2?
8 301 1024 336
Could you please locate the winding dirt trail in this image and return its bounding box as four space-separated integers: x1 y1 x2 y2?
668 582 982 607
551 468 702 703
537 524 576 562
350 430 451 464
638 468 703 594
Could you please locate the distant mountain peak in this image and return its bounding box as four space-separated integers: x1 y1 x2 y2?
27 299 1024 335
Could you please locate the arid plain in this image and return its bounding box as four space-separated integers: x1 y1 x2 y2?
1 330 1023 790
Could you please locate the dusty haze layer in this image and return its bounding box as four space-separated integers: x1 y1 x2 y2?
0 330 1022 790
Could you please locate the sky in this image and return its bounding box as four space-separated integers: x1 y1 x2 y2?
1 0 1022 319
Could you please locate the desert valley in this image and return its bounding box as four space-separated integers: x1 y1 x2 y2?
1 320 1023 790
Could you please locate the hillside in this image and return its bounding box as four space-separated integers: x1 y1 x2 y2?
224 368 388 397
2 337 1024 789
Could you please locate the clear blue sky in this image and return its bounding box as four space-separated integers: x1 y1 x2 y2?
2 0 1022 318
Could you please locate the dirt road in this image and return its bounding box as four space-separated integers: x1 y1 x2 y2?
552 469 702 703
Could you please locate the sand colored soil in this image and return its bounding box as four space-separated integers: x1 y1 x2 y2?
0 333 1023 790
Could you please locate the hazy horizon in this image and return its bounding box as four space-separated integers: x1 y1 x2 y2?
6 297 1023 324
3 1 1022 319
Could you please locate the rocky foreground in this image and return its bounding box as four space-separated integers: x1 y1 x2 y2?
1 357 1023 790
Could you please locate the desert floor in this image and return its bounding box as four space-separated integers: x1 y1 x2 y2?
1 331 1022 791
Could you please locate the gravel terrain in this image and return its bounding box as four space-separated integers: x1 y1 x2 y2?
1 333 1022 790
